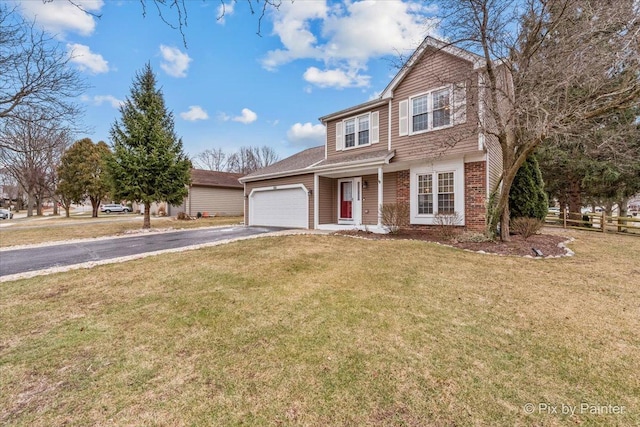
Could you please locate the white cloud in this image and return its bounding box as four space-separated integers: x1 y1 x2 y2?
232 108 257 124
180 106 209 121
261 1 439 88
219 108 257 124
67 43 109 74
216 2 235 24
303 66 369 89
19 0 103 37
159 45 192 78
287 122 326 146
82 95 123 108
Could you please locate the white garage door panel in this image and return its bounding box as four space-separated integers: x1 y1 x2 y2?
250 187 308 228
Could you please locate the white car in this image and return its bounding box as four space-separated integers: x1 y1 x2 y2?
0 208 13 219
100 204 130 213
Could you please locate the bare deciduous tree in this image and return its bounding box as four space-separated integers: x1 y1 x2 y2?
193 148 227 171
433 0 640 240
60 0 285 46
226 145 279 175
0 113 71 216
0 5 86 151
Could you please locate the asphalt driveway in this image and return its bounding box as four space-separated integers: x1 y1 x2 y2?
0 226 286 278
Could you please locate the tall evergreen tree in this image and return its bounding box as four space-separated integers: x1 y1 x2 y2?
57 138 111 218
509 155 548 221
107 64 190 229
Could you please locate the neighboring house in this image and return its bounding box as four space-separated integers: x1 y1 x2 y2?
240 36 502 232
168 169 244 217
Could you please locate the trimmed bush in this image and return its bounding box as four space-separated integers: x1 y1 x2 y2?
510 217 544 239
509 155 548 220
433 212 462 241
380 202 410 233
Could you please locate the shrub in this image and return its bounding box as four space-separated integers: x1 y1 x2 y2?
380 202 409 233
509 155 548 220
433 212 462 241
158 205 166 217
176 212 193 220
510 217 544 239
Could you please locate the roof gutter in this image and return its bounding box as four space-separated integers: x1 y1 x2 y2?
239 151 395 183
318 98 389 123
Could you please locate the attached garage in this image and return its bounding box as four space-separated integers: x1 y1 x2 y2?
249 185 309 228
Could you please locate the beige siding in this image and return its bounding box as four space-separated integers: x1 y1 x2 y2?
186 186 243 217
383 172 397 204
361 174 378 225
390 48 480 162
318 176 336 224
244 174 314 228
326 104 389 161
485 133 503 196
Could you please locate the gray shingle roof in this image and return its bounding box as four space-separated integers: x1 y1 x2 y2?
240 146 325 181
240 146 396 183
314 149 393 167
190 169 244 188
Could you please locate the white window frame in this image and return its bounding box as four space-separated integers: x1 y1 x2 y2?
408 85 452 135
409 160 465 225
337 111 379 151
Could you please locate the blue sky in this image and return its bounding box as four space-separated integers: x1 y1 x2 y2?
16 0 440 161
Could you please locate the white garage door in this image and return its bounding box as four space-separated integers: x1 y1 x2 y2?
250 187 308 228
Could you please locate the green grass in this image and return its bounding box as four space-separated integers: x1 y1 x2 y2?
1 231 639 425
0 215 243 247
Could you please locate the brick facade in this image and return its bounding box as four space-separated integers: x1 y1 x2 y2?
464 161 487 232
396 170 410 204
395 164 487 231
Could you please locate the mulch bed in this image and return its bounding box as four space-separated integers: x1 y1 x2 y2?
335 228 571 257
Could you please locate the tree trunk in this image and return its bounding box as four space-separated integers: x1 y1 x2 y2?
90 197 100 218
567 179 582 220
53 200 59 216
26 192 34 217
143 202 151 229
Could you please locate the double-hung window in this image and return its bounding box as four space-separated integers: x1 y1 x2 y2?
416 172 455 215
417 174 433 214
344 119 356 148
336 111 379 151
432 89 451 129
402 86 456 136
357 115 369 146
412 95 429 133
437 172 455 214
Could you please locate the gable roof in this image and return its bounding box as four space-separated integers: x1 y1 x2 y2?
381 36 485 99
239 146 325 183
190 169 244 189
318 36 484 123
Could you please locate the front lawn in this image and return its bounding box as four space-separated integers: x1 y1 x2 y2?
1 231 638 425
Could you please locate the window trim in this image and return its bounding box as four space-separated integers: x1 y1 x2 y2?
409 161 465 225
340 112 372 151
408 85 453 135
414 171 456 218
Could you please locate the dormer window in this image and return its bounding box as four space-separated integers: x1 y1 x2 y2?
335 111 379 151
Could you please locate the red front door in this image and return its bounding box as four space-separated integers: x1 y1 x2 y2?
340 181 352 219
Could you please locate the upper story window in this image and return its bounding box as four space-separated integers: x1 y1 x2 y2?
399 83 466 137
358 115 369 146
410 87 451 134
335 111 379 151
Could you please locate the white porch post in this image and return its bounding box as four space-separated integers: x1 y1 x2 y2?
314 173 319 229
377 167 384 228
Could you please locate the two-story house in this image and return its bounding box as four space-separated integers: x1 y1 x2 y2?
239 36 502 232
